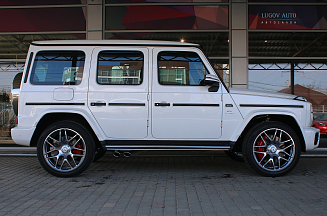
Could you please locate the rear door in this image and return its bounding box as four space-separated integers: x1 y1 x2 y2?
88 47 149 139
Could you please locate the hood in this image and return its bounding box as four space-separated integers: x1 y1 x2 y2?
229 88 297 100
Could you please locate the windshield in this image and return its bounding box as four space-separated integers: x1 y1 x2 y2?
314 113 327 121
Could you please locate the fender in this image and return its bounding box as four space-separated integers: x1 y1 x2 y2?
32 108 107 142
230 109 304 142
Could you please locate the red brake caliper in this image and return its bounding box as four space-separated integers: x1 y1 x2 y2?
256 136 265 161
73 143 82 155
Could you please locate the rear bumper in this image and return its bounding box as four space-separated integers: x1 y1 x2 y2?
317 126 327 135
303 127 320 151
11 126 35 146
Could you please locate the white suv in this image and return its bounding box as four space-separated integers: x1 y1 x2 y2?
11 40 320 177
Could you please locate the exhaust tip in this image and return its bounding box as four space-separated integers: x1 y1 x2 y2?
113 151 121 157
123 152 131 158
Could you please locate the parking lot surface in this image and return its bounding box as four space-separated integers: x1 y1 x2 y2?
1 153 327 216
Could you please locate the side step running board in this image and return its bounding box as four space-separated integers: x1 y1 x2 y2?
105 145 230 151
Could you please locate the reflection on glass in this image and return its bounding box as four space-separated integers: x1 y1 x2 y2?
248 61 327 113
106 0 229 4
0 8 86 32
105 32 229 57
158 51 208 86
105 5 228 30
30 51 85 85
97 51 144 85
249 32 327 57
211 61 229 87
0 0 86 6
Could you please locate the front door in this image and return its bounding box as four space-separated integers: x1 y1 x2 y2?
88 47 149 139
151 48 222 139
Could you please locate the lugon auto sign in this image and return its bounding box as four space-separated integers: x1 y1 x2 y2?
249 6 327 30
260 12 298 25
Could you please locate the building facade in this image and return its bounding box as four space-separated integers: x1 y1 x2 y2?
1 0 327 137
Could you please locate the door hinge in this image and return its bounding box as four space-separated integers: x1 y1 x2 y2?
147 94 150 101
221 120 223 128
147 120 149 127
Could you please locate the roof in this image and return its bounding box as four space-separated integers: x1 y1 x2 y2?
279 84 327 105
30 40 199 47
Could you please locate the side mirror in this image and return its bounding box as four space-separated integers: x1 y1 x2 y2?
204 74 220 92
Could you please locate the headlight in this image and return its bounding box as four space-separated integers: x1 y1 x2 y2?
318 122 327 126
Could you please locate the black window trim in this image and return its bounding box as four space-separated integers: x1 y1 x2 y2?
96 50 145 86
24 52 34 83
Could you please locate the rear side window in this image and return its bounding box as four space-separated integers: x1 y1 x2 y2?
158 51 209 86
30 51 85 85
97 51 143 85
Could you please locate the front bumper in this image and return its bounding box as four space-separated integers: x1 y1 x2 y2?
11 126 36 146
303 127 320 151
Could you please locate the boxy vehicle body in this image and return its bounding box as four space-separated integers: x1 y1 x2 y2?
11 40 320 177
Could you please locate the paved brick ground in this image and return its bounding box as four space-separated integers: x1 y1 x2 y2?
0 154 327 216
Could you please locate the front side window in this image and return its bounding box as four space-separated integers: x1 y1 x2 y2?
97 51 143 85
158 51 209 86
30 51 85 85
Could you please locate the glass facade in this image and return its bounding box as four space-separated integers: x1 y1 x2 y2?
0 0 87 6
249 1 327 113
249 5 327 30
248 60 327 112
249 0 327 2
0 2 88 139
249 32 327 57
2 0 327 138
0 7 86 32
104 1 230 91
106 0 228 3
105 5 228 30
105 32 229 57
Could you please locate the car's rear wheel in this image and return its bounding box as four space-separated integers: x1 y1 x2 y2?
242 122 301 177
37 121 95 177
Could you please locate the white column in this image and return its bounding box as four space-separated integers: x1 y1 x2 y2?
230 0 248 89
86 0 103 40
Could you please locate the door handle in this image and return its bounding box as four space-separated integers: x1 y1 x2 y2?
155 102 170 107
91 102 106 106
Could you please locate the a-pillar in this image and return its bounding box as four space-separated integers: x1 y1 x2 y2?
230 0 248 89
86 0 103 40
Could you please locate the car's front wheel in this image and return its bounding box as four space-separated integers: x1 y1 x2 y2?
37 121 95 177
242 122 301 177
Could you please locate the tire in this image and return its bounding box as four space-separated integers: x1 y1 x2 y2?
37 121 95 177
224 151 244 162
93 146 106 162
242 122 301 177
